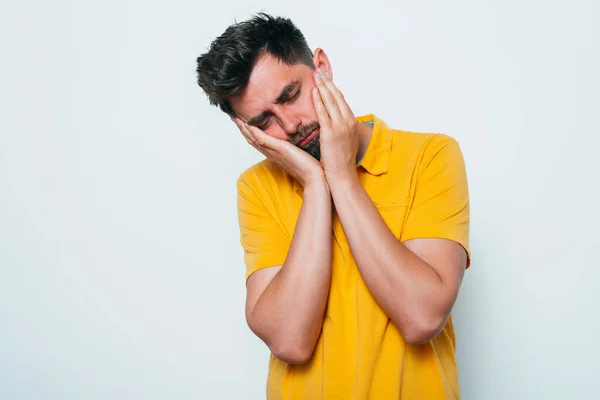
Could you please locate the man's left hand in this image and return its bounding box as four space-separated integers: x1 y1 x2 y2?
313 68 360 182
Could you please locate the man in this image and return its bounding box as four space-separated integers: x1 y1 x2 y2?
196 13 470 399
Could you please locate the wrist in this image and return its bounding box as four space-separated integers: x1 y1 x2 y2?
326 169 359 190
303 175 330 196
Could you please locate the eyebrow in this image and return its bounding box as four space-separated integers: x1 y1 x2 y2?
246 80 300 126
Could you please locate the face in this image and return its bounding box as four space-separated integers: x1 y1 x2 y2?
229 50 331 160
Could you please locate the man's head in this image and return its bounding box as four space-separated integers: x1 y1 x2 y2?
196 13 331 160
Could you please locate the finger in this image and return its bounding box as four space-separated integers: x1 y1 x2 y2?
232 117 259 147
236 119 272 153
238 124 273 157
312 87 331 130
320 72 354 120
244 123 282 151
315 71 342 121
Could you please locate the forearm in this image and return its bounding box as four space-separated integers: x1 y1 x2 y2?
249 178 332 361
328 175 448 343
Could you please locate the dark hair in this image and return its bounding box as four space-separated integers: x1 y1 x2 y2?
195 12 314 116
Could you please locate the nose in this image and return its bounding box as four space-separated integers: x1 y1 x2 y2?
277 110 302 136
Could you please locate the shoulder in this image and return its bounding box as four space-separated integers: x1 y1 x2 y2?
393 129 459 151
391 130 464 166
237 159 295 197
238 159 276 186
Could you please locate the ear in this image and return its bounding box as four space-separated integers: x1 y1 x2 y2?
312 48 333 79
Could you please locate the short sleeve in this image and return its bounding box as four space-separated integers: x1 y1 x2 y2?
401 135 471 268
237 176 290 281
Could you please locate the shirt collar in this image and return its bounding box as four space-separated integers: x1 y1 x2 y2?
294 113 392 194
356 114 393 176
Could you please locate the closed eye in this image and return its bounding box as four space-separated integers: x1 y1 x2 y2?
257 91 301 130
257 118 272 130
285 90 301 103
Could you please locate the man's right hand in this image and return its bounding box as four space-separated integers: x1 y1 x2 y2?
233 117 325 187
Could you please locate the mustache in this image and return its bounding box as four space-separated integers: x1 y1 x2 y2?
291 121 320 146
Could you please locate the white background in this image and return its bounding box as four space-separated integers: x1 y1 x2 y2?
1 0 598 399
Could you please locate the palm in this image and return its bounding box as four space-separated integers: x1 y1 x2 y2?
233 117 324 186
269 138 323 186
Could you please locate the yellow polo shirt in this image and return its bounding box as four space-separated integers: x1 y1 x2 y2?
237 114 471 399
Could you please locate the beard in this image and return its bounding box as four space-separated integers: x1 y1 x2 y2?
291 121 321 161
